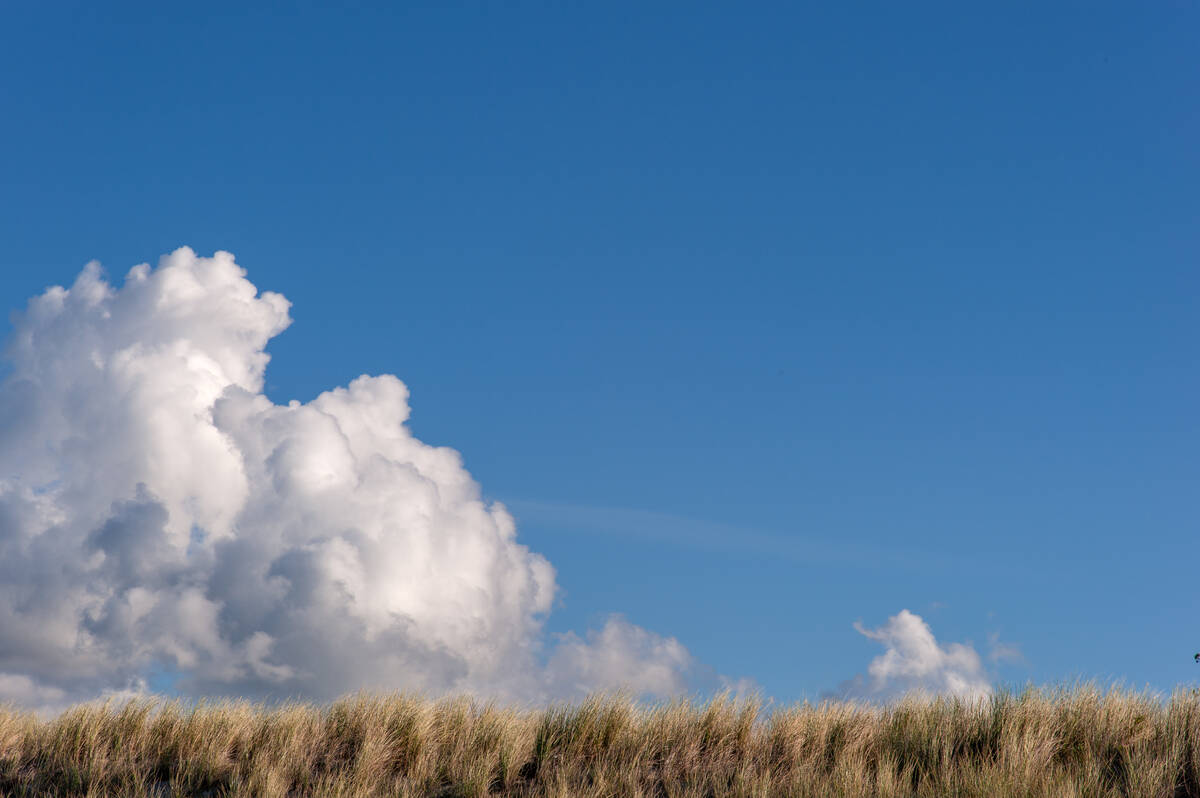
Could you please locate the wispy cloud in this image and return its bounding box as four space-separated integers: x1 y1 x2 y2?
507 499 961 572
987 632 1025 665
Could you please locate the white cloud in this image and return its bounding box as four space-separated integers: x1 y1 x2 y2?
544 615 696 698
0 248 716 708
0 673 67 714
837 609 991 701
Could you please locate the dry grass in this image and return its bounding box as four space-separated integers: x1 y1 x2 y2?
1 686 1198 797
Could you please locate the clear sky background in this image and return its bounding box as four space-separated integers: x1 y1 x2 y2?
0 2 1196 703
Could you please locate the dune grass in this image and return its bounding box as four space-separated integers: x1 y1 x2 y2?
1 686 1198 797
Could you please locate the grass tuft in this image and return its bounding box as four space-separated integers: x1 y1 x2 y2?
0 685 1197 796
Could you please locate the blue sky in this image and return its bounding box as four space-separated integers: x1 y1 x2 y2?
0 2 1196 703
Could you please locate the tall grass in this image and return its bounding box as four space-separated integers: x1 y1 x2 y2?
1 686 1198 797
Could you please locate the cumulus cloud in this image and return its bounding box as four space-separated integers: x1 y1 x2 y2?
0 248 713 709
837 610 991 701
544 616 696 699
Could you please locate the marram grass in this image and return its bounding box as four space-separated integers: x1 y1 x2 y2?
2 686 1199 797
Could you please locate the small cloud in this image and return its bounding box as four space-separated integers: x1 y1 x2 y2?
835 609 991 702
544 615 695 700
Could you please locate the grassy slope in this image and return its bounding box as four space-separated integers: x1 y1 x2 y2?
1 687 1198 797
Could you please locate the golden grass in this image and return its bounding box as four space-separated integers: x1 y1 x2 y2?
1 686 1198 797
